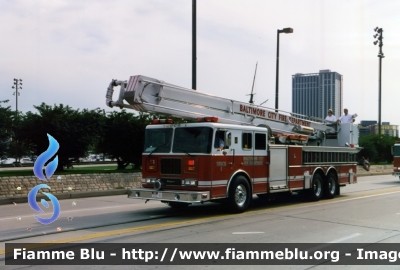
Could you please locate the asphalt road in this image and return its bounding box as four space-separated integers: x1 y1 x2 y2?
1 174 400 270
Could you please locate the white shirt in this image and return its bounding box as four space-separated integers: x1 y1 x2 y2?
325 115 337 122
339 114 353 123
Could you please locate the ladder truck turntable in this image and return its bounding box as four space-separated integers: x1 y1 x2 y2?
106 75 360 212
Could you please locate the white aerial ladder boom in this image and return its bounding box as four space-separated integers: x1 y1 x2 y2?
106 75 352 146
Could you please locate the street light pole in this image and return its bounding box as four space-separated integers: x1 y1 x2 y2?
192 0 197 90
373 27 384 136
12 78 22 163
275 27 293 111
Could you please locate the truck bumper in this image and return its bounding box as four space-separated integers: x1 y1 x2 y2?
127 188 210 204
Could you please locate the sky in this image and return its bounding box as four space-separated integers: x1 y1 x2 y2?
1 0 399 126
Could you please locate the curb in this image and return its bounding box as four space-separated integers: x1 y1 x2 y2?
356 166 394 177
0 189 128 206
357 172 394 177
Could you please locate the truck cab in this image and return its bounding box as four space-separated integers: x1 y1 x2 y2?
128 119 270 212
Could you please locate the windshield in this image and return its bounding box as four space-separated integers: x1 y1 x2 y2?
172 127 213 154
143 128 173 153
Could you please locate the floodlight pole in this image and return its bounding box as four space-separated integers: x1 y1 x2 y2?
373 27 384 136
11 78 22 163
378 51 382 136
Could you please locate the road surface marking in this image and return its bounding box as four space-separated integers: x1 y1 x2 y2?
0 204 156 221
306 233 362 253
328 233 361 243
232 232 264 234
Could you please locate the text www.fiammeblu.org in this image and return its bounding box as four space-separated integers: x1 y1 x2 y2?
121 248 345 262
121 248 400 263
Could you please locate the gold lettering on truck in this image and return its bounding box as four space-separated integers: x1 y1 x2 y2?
243 157 263 166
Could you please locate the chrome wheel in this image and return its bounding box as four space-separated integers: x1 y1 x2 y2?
328 177 336 195
324 172 338 199
235 184 247 207
309 174 323 201
227 176 251 213
313 177 322 197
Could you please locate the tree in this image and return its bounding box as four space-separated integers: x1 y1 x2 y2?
359 134 399 163
0 100 13 159
95 110 151 169
19 103 106 171
358 135 379 163
373 135 398 163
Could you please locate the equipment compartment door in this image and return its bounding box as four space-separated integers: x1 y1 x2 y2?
269 147 288 190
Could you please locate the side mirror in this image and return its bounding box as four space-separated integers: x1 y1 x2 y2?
225 132 231 147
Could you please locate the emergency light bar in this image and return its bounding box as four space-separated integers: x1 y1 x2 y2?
152 119 174 124
197 117 218 122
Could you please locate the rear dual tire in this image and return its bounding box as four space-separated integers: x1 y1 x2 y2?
324 172 338 199
309 174 323 201
309 173 338 201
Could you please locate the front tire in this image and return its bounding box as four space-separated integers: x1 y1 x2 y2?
227 176 251 213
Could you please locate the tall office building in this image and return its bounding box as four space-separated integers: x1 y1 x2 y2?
292 70 343 120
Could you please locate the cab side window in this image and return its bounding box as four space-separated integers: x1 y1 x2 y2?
242 132 252 150
255 133 266 150
214 130 225 149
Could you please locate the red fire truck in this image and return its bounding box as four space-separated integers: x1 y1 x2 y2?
106 75 359 212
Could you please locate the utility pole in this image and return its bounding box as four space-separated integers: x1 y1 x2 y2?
275 28 293 111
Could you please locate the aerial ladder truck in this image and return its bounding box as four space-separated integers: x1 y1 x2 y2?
106 75 360 212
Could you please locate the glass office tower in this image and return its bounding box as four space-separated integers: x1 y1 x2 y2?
292 70 343 120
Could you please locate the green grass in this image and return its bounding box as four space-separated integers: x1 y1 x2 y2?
0 165 142 177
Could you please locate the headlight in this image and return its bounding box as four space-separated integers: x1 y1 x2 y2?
184 179 198 186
